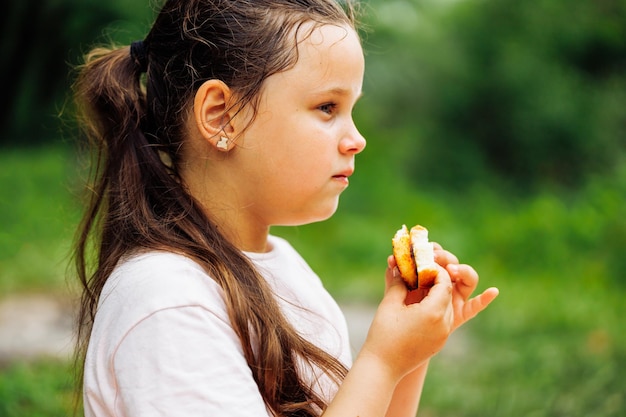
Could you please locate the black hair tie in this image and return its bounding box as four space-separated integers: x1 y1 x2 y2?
130 40 149 73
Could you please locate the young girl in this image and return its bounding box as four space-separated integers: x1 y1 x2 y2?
72 0 499 416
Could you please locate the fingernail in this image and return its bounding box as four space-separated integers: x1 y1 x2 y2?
447 264 459 274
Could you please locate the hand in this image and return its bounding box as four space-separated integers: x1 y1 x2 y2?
432 243 499 332
388 244 498 331
361 249 498 382
360 259 455 381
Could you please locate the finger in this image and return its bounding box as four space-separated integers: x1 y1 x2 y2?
419 267 453 310
383 267 410 304
434 265 452 286
462 287 500 321
448 264 479 299
385 255 399 292
434 247 459 267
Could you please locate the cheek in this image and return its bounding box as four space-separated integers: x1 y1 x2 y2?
246 116 334 176
267 139 328 171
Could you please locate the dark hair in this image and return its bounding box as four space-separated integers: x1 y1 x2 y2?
72 0 358 415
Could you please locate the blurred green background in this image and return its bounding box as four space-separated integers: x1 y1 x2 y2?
1 0 624 416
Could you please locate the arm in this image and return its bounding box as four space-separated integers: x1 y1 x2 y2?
323 264 453 417
385 246 500 417
385 362 429 417
324 249 499 417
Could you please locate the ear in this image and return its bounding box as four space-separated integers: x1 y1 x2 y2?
193 80 236 151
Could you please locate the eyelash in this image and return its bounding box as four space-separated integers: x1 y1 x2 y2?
318 102 337 115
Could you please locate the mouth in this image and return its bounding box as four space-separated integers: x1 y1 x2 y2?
332 168 354 184
333 168 354 179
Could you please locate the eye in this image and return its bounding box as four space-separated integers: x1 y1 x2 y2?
318 102 337 115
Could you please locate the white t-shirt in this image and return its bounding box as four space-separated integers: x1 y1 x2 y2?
83 235 352 417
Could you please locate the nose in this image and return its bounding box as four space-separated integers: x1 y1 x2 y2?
339 121 366 155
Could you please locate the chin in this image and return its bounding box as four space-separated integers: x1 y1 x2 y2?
278 202 340 227
308 200 341 224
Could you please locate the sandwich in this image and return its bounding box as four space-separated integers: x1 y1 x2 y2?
391 224 438 290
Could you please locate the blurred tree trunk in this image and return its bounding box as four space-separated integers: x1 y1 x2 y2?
0 0 118 146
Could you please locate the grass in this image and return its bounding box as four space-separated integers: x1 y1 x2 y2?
0 359 75 417
1 145 624 416
418 276 625 417
0 146 81 295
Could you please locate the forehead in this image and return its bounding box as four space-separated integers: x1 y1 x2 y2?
263 23 364 95
301 21 359 49
298 23 363 76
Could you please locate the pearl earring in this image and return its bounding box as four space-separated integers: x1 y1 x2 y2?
216 136 229 150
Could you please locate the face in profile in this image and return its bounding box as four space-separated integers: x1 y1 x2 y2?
231 23 366 227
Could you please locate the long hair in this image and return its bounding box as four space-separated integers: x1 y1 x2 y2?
72 0 358 415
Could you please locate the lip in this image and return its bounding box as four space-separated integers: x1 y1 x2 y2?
332 167 354 178
332 168 354 184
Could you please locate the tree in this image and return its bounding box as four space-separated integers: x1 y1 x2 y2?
0 0 152 147
361 0 626 190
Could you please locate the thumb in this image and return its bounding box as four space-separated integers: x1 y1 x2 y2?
384 265 409 304
384 255 397 292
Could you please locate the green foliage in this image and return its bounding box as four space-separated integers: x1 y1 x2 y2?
0 146 81 293
277 153 626 297
419 272 626 417
1 0 157 146
361 0 626 190
0 359 74 417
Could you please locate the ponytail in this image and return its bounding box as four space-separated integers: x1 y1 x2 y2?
72 45 157 412
75 46 145 154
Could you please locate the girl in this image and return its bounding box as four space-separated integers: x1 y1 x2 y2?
72 0 499 416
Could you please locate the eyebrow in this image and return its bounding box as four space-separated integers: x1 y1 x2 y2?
312 87 364 100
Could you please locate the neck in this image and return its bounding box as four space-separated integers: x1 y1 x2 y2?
211 206 272 253
179 163 271 254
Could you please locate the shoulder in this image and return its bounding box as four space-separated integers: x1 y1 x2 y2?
109 251 222 301
84 252 273 416
94 251 228 341
107 251 218 299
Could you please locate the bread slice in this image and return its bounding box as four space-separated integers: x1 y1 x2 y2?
392 225 418 289
409 225 438 289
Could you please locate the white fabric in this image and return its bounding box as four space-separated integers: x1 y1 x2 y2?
83 235 352 417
